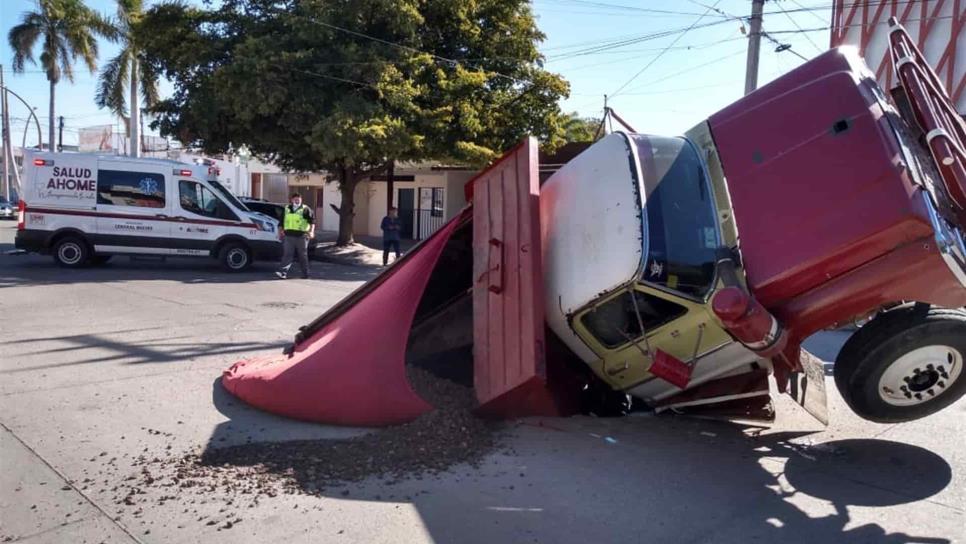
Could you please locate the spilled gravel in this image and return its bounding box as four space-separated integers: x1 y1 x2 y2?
110 366 505 526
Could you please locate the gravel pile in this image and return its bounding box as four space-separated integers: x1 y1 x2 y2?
114 365 503 514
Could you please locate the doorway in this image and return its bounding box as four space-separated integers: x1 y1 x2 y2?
397 188 415 239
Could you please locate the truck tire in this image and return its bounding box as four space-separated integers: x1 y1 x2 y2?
834 306 966 423
52 236 90 268
219 242 252 272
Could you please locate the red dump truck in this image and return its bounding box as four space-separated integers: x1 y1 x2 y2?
222 21 966 427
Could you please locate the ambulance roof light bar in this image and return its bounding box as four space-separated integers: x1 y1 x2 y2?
173 168 193 177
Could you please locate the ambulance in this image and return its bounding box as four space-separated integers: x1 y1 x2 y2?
14 151 281 270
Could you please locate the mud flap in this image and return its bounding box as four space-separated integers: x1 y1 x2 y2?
786 349 829 426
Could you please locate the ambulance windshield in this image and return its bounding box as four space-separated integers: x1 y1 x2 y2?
630 135 720 299
207 179 250 212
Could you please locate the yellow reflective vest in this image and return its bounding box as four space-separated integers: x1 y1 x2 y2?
283 204 311 232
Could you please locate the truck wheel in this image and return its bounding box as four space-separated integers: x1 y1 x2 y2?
219 243 252 272
52 236 90 268
834 306 966 423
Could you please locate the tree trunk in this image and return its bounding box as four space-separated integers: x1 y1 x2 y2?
336 168 357 246
48 80 55 152
129 56 140 157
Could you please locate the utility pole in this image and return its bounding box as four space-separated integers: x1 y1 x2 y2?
1 65 10 202
58 116 64 152
744 0 765 95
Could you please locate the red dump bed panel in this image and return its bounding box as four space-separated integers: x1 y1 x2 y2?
709 48 934 307
469 138 559 417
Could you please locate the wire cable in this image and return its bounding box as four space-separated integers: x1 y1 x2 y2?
608 0 725 98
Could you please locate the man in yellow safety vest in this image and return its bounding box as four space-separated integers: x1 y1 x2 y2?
275 193 315 279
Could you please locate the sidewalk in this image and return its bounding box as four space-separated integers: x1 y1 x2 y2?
312 231 418 268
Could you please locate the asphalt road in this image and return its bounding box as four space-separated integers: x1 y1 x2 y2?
0 221 963 544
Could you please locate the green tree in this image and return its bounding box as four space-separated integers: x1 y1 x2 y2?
95 0 159 157
8 0 114 150
560 112 601 144
138 0 568 245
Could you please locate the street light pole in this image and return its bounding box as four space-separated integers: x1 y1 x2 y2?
744 0 765 95
1 65 10 201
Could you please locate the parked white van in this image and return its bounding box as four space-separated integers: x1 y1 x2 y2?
14 151 281 271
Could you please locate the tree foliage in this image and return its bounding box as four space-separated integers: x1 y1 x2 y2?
560 111 601 144
138 0 569 244
95 0 160 122
8 0 114 149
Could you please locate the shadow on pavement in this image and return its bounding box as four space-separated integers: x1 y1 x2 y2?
207 377 365 447
0 332 288 372
0 252 377 288
198 395 956 544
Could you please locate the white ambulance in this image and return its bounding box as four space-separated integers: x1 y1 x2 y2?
14 151 281 271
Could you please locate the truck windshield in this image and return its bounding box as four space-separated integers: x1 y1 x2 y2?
207 179 250 212
630 135 720 299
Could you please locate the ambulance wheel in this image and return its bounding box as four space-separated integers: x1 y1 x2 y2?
52 236 90 268
219 243 251 271
834 306 966 423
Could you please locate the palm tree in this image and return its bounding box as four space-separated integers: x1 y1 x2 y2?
96 0 159 157
8 0 114 151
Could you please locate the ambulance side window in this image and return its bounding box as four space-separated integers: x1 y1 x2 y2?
178 180 238 221
97 170 166 208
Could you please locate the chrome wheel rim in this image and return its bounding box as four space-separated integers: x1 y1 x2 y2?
227 248 248 269
58 243 83 265
878 345 962 406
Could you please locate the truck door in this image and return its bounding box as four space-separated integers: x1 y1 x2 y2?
576 285 733 393
94 166 171 254
172 178 242 255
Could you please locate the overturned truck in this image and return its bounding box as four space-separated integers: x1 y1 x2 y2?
223 21 966 426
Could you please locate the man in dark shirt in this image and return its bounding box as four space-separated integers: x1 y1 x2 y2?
380 207 402 266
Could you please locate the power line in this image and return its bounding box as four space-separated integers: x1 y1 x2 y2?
762 30 809 61
616 48 748 96
766 14 956 34
787 0 832 24
609 0 725 98
309 19 529 86
545 19 736 61
761 0 930 16
772 2 826 54
536 0 728 18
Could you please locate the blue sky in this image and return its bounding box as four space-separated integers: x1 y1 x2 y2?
0 0 833 148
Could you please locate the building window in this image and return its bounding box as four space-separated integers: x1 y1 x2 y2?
431 187 444 217
97 170 165 208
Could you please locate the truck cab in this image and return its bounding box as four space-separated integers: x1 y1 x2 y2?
542 36 966 424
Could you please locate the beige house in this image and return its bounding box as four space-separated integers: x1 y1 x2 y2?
252 164 476 241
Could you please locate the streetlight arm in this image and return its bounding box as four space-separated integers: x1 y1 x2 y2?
1 84 44 149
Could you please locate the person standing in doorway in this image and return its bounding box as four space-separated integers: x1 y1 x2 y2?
275 193 315 279
381 207 402 266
